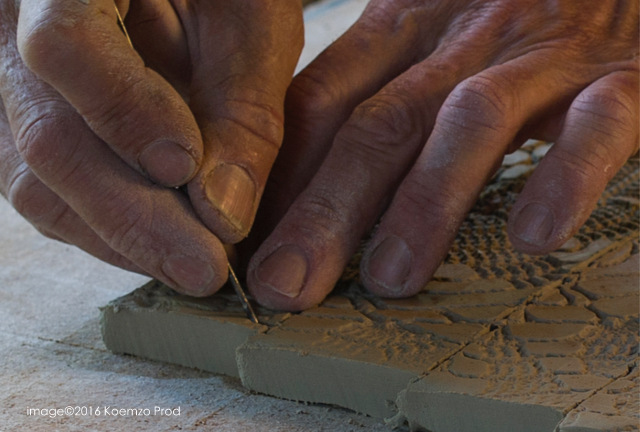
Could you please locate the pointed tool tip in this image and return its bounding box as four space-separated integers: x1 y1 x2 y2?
228 263 260 324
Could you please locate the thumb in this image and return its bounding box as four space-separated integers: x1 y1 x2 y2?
183 0 304 243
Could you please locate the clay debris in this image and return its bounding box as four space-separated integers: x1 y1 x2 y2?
101 147 639 431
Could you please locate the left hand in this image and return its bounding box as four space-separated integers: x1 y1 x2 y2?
0 0 303 296
245 0 639 310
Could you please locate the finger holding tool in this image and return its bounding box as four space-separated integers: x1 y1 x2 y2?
121 4 259 323
2 0 230 296
17 0 203 187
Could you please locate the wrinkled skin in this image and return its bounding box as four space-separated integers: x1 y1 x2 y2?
246 0 639 310
0 0 637 313
0 0 303 295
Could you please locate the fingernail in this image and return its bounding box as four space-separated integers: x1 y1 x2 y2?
139 140 196 186
255 245 308 298
512 202 554 246
365 236 412 293
162 254 215 296
205 163 256 236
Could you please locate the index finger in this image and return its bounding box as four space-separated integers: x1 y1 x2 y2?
16 0 202 187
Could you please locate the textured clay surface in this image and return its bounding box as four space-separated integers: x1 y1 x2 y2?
102 143 639 431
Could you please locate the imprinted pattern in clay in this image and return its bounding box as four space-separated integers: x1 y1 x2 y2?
102 144 639 431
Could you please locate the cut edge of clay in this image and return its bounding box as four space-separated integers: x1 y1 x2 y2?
100 293 262 378
396 386 565 432
236 338 417 419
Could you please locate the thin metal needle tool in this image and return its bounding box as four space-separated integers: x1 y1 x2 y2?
114 4 260 325
228 263 260 324
114 5 133 48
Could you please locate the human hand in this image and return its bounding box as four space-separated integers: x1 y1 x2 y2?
0 0 303 295
246 0 639 310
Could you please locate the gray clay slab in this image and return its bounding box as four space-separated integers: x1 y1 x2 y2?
101 149 640 431
101 281 281 377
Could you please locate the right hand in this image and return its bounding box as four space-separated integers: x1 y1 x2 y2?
0 0 303 295
245 0 638 311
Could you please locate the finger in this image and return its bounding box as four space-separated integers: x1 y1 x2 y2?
6 168 146 274
0 96 144 272
245 40 498 310
0 57 227 297
359 55 610 299
254 0 448 237
242 0 441 261
124 0 190 95
183 0 304 243
248 1 638 308
17 0 202 187
245 0 529 258
243 0 492 264
0 99 22 198
244 0 554 309
360 54 638 299
508 67 639 253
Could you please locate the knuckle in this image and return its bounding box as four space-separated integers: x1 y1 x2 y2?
79 74 146 132
7 168 64 228
340 94 421 162
545 146 605 185
0 139 21 201
17 8 79 72
13 102 76 171
441 74 513 138
97 196 152 257
101 203 152 256
17 23 50 67
397 174 465 228
339 0 431 60
291 189 351 244
223 96 284 154
573 84 638 137
287 69 341 122
363 0 427 29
